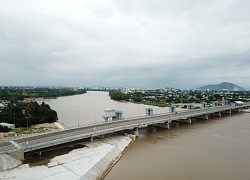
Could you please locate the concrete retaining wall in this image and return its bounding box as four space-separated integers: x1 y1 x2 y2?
0 135 134 180
81 136 133 180
0 154 21 171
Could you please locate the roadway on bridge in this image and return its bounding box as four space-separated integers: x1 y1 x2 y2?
0 104 248 154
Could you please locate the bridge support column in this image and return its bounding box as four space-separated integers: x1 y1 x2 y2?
232 108 242 113
134 127 139 137
151 122 170 129
90 136 94 143
196 114 208 120
176 118 191 124
167 122 170 129
211 112 222 117
221 110 231 114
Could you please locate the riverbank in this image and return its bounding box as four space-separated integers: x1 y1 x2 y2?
0 135 134 180
0 122 64 140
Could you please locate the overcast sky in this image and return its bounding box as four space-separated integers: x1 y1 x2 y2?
0 0 250 89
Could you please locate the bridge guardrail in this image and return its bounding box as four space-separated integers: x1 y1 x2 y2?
1 103 250 154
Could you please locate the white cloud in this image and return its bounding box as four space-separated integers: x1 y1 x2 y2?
0 0 250 88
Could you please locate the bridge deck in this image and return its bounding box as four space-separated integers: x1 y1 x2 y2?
1 104 249 156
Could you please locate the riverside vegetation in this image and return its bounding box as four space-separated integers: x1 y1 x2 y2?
0 86 87 101
109 89 250 107
0 101 58 131
0 87 87 132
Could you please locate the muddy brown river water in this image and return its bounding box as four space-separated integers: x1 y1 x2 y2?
42 91 250 179
105 113 250 180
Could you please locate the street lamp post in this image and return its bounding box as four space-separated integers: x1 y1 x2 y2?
91 111 96 143
78 106 80 128
94 111 96 131
13 113 15 129
22 110 28 146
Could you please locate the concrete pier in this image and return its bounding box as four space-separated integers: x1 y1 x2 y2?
151 123 170 129
176 118 192 124
232 108 242 113
221 110 231 114
134 127 139 137
210 112 222 117
91 136 94 143
196 114 209 120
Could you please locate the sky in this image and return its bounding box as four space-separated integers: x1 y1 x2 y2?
0 0 250 89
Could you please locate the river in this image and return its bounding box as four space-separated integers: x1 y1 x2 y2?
104 113 250 180
44 91 250 179
43 91 168 127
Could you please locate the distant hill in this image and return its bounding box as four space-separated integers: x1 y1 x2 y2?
198 82 245 91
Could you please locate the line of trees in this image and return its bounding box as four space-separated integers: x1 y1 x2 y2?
109 90 130 101
109 90 143 102
0 87 87 101
0 101 58 130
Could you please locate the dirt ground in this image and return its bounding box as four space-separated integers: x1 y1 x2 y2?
0 123 60 140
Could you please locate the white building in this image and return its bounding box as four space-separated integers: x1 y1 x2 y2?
104 109 117 122
234 101 244 106
104 109 123 122
0 123 14 129
0 103 5 110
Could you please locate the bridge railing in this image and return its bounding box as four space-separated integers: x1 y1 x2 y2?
1 103 250 153
8 104 248 142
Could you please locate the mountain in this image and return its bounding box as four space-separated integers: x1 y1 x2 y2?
198 82 245 91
